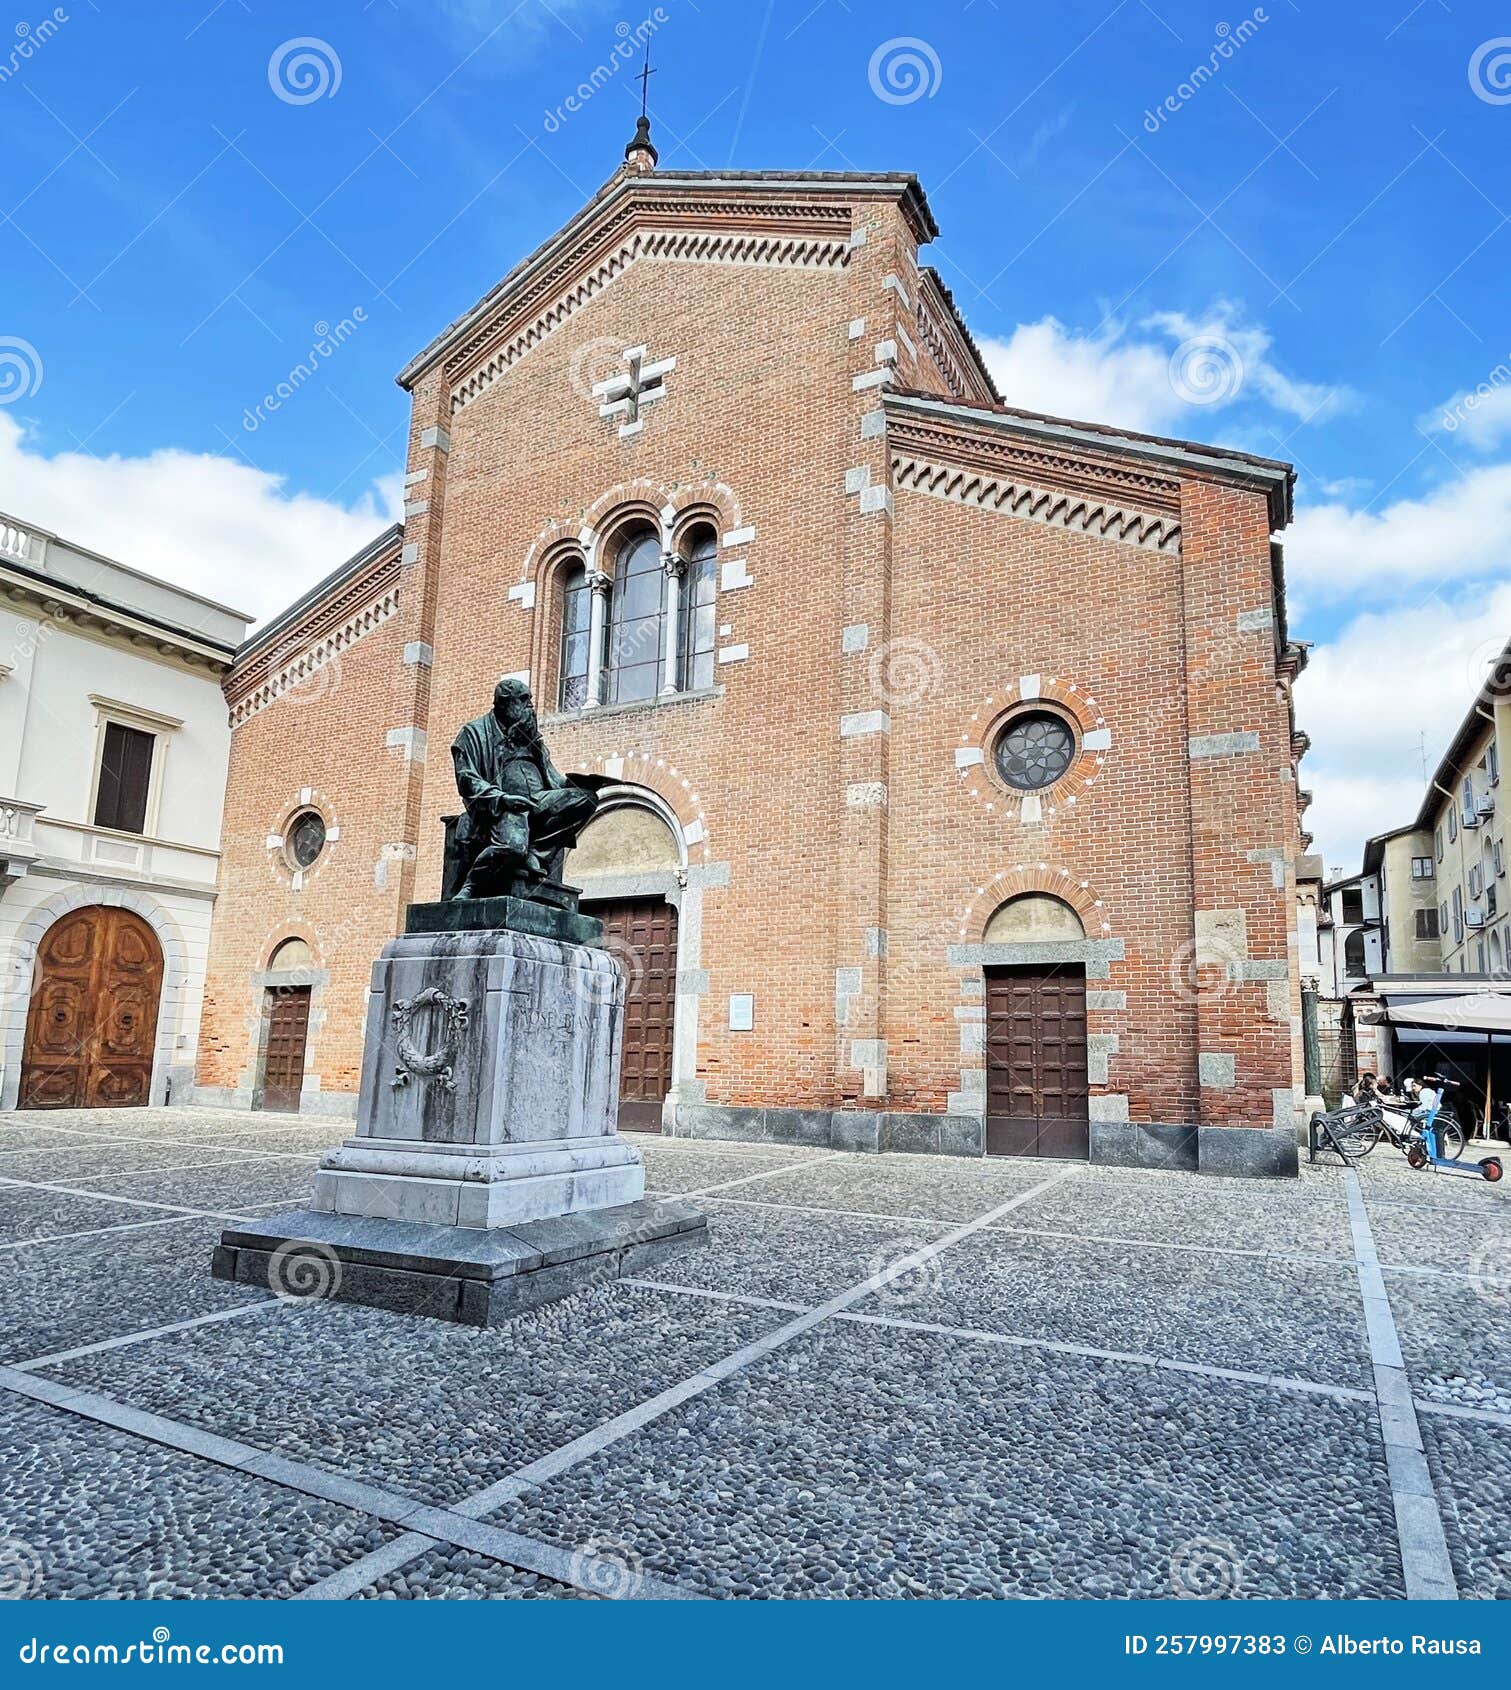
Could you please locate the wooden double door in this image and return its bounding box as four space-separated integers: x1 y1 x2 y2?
985 963 1090 1159
593 898 678 1131
19 907 164 1109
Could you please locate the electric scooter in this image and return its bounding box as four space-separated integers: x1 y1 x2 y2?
1404 1101 1504 1182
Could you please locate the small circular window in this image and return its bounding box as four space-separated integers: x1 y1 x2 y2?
993 711 1076 791
285 810 327 870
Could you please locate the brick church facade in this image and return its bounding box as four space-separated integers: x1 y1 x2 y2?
195 129 1310 1176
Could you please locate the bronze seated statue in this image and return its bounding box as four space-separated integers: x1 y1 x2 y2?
449 677 598 902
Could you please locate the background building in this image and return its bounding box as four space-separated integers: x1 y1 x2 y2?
195 138 1309 1174
1419 679 1509 976
0 510 249 1109
1306 645 1511 1117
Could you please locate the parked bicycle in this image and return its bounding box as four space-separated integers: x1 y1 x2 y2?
1327 1073 1466 1162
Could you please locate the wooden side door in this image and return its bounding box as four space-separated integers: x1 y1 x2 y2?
984 964 1090 1159
20 907 163 1109
261 987 312 1112
593 899 678 1131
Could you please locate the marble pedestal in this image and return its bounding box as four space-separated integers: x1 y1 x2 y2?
212 902 706 1324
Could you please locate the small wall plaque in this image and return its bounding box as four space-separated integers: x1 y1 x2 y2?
728 994 754 1032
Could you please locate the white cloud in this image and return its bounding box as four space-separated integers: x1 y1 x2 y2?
1297 583 1511 872
1143 308 1346 423
1421 367 1511 452
0 414 401 629
1286 461 1511 609
976 318 1177 433
977 301 1348 436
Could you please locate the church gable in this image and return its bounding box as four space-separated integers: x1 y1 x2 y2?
395 169 999 417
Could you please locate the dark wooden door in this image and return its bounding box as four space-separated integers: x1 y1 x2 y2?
985 964 1090 1158
20 907 163 1109
261 987 311 1112
593 899 678 1131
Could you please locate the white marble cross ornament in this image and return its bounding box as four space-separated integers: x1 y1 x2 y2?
592 344 676 439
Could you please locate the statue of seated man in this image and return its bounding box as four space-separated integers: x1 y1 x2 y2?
450 677 598 901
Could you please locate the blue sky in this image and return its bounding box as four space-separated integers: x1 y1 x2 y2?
5 0 1511 870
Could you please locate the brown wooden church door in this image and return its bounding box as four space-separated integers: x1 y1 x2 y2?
20 907 164 1109
261 987 312 1112
984 964 1090 1159
594 899 678 1131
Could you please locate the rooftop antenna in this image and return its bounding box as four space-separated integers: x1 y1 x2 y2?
1417 732 1429 783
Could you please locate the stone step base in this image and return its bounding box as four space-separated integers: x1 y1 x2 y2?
211 1197 706 1327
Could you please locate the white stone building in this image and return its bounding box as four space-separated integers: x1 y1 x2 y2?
0 511 250 1109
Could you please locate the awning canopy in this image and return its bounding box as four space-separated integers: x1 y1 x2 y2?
1362 991 1511 1033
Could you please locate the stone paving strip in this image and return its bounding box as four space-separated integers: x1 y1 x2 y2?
10 1298 290 1374
0 1207 280 1255
0 1367 697 1602
671 1190 1499 1288
0 1216 272 1366
0 1140 314 1173
0 1399 395 1599
709 1195 1359 1269
290 1165 1081 1598
678 1151 848 1198
0 1173 295 1226
1416 1398 1511 1429
1342 1171 1458 1601
626 1277 1374 1404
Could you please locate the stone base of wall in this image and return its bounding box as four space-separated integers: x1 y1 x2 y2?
671 1105 1300 1178
189 1085 359 1120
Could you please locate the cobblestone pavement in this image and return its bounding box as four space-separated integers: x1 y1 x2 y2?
0 1107 1507 1601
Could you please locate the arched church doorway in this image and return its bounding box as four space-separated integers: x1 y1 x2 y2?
566 800 682 1132
20 906 164 1108
982 894 1091 1160
259 938 315 1113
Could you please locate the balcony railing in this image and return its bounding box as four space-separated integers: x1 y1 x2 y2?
0 798 44 880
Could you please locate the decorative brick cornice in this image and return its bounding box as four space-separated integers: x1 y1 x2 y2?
228 575 400 726
916 270 999 407
443 199 854 414
893 447 1182 555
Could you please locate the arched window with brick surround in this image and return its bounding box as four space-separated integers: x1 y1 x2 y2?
557 563 592 711
553 520 720 712
605 527 667 705
679 527 718 693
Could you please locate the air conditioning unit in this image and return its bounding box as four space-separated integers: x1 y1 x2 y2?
1466 906 1487 929
1477 792 1495 816
1463 810 1481 829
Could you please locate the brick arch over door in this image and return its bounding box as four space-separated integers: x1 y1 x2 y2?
964 865 1111 941
3 886 188 1110
568 784 704 1133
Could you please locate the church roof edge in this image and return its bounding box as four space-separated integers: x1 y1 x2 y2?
235 521 403 665
917 268 1003 405
884 389 1296 529
395 170 937 392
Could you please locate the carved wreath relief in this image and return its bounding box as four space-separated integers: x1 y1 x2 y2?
390 987 471 1094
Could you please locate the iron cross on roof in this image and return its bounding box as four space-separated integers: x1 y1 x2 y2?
636 36 655 118
591 345 676 438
